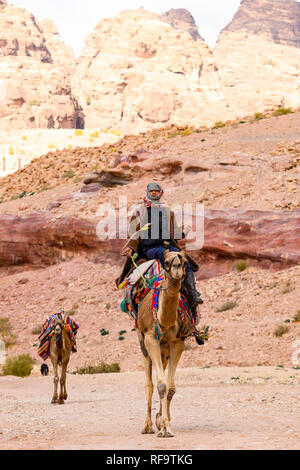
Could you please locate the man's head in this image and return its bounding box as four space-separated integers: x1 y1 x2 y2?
146 182 163 201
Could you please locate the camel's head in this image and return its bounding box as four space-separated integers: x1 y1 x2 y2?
53 318 64 337
164 250 187 281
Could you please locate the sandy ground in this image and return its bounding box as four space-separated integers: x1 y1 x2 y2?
0 366 299 450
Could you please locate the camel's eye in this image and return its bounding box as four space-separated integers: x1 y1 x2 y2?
165 262 170 270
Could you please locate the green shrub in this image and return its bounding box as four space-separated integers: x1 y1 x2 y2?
73 362 120 374
11 191 27 201
2 354 34 377
74 130 84 137
100 328 109 336
216 301 237 312
293 311 300 322
167 131 181 138
254 112 264 121
236 260 247 272
31 325 42 335
273 107 292 116
86 97 91 106
29 100 40 107
274 324 289 337
214 121 226 129
180 127 194 136
61 170 75 179
282 282 294 294
0 318 17 346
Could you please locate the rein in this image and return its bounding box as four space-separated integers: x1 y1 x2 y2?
143 277 178 292
143 254 183 292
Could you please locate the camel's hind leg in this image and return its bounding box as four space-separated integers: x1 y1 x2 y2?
166 341 185 424
144 333 172 438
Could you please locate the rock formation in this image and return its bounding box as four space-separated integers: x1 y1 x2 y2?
72 8 227 132
221 0 300 48
215 0 300 116
161 8 203 41
40 19 76 76
1 2 300 132
0 2 80 129
0 210 298 278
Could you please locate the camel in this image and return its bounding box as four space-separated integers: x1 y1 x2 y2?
49 317 72 404
137 248 191 438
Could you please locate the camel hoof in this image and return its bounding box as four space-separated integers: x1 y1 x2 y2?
157 430 174 438
58 399 64 405
64 394 68 400
51 399 58 404
141 427 155 435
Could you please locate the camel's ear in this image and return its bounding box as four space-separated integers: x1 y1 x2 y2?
164 241 170 256
179 251 188 267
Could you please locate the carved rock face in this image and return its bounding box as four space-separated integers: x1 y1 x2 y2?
0 2 79 130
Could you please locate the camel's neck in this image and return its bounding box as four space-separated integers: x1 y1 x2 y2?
55 332 64 350
157 277 181 329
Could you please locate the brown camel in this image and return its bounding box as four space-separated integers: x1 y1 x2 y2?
49 317 72 404
137 249 190 438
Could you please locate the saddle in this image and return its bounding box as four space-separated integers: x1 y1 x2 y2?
38 310 79 360
120 260 204 341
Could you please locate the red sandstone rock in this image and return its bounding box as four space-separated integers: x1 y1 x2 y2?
0 210 299 280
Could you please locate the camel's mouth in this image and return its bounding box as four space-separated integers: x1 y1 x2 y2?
171 273 184 281
54 324 63 335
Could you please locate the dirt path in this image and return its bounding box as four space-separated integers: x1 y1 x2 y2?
0 366 299 450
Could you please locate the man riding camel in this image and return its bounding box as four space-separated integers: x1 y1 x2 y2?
116 182 203 316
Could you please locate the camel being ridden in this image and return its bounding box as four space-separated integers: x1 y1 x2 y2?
50 317 72 404
137 248 191 438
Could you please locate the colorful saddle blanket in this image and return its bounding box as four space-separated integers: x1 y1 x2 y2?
38 310 79 361
120 260 201 340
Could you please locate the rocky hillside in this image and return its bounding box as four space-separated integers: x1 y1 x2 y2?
72 3 300 132
0 111 299 279
1 2 300 132
71 8 224 133
0 0 81 129
222 0 300 48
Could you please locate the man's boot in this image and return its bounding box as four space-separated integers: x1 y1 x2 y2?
182 271 204 307
181 271 203 322
71 336 77 353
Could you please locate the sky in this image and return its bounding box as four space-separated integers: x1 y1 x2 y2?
10 0 244 56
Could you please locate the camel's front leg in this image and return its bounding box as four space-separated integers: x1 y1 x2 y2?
59 360 68 404
51 358 59 404
141 354 155 434
144 333 172 438
167 341 185 423
62 357 69 401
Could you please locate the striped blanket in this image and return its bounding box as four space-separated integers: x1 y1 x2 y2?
121 261 201 340
38 310 79 361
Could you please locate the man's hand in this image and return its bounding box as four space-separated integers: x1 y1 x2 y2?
182 225 192 237
121 247 133 257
